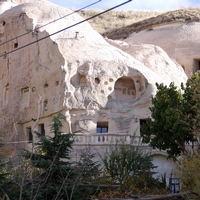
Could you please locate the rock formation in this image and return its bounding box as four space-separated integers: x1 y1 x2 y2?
0 0 187 180
108 8 200 77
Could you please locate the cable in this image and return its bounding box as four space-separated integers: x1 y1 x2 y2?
0 0 102 47
0 0 132 58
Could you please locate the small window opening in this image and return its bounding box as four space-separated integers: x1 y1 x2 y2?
38 123 45 136
26 127 33 143
96 121 108 143
44 99 48 111
140 119 147 132
2 21 5 26
109 78 114 82
3 51 6 59
44 83 48 88
193 58 200 73
95 77 100 84
21 87 29 94
55 81 59 86
14 43 18 48
96 121 108 133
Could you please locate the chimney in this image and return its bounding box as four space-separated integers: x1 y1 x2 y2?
75 31 79 40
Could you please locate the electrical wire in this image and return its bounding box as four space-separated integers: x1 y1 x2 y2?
0 0 132 58
0 0 102 47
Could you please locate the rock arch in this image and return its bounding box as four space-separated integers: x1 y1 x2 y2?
114 76 136 100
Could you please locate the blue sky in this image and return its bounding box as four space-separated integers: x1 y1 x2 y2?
48 0 200 11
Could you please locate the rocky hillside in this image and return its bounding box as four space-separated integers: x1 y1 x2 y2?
79 10 161 35
80 8 200 40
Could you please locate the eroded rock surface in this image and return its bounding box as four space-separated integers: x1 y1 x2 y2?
0 0 186 179
124 20 200 77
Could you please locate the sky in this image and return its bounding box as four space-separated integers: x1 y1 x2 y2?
48 0 200 11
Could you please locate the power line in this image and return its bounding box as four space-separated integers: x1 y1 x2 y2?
0 0 102 47
0 0 132 58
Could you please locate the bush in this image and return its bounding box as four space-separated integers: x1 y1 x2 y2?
99 143 168 196
180 151 200 198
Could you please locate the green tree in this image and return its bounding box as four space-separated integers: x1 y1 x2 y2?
178 72 200 197
141 81 196 159
22 113 76 199
182 71 200 139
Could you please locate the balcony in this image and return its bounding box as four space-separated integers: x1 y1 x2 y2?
73 132 147 146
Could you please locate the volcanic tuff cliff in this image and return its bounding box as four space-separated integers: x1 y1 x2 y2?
0 0 186 171
96 8 200 77
0 0 187 179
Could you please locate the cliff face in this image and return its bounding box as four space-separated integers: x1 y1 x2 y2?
0 0 186 161
0 0 187 180
102 8 200 78
124 21 200 77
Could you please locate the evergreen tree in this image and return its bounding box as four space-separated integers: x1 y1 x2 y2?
22 113 76 199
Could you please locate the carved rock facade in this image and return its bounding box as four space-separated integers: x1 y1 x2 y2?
0 0 187 182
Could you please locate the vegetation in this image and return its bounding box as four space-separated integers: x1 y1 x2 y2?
79 9 161 36
141 71 200 197
180 151 200 199
182 71 200 139
1 73 200 199
79 8 200 39
141 72 200 159
0 135 12 198
100 143 167 197
0 113 172 199
21 113 76 199
0 114 101 199
179 72 200 197
77 147 101 182
102 144 155 185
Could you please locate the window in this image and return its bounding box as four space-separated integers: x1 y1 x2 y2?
140 119 147 132
21 87 30 108
26 127 33 143
96 121 108 133
193 58 200 73
14 42 18 48
44 99 48 111
96 122 108 142
38 123 45 136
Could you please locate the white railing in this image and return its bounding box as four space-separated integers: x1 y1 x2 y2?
74 132 147 146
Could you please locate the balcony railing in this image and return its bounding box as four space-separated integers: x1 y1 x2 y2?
74 132 147 146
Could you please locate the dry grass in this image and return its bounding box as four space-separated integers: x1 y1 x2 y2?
79 10 161 35
79 7 200 40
